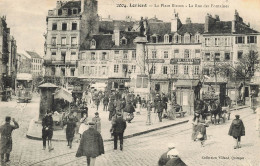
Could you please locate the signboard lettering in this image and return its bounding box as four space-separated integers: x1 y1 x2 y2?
170 58 201 65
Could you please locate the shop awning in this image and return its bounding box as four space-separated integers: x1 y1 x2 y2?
174 80 200 88
54 88 73 103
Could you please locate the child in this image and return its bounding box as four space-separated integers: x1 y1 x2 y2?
92 112 101 133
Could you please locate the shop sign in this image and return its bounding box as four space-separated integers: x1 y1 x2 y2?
80 61 107 65
170 58 200 65
116 60 130 63
146 59 165 63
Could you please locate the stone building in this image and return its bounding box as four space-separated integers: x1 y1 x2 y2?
26 51 43 77
0 16 17 91
16 52 31 74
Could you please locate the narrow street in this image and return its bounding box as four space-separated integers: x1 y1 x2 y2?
0 95 259 166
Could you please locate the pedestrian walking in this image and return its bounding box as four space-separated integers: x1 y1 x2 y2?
113 113 127 150
191 115 199 141
108 99 115 121
228 115 245 149
92 112 101 133
124 101 135 123
76 122 104 166
64 111 78 148
196 119 209 147
103 95 109 111
157 100 164 122
162 93 168 118
78 112 89 138
42 110 54 151
0 117 19 163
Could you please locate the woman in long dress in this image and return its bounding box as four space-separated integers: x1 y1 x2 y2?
78 112 89 138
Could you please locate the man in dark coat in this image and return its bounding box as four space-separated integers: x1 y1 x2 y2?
113 113 127 150
42 111 54 151
157 100 164 122
0 116 19 163
124 101 135 123
228 115 245 149
64 111 78 148
76 122 104 166
103 95 109 111
162 94 168 118
154 94 161 113
108 100 115 121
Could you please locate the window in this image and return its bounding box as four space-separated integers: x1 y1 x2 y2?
163 66 168 74
247 36 257 43
203 68 209 75
132 65 136 73
238 51 243 59
52 23 57 30
215 53 220 61
174 49 179 58
184 34 190 43
132 51 136 60
101 66 106 75
123 50 128 59
224 37 231 46
61 37 66 46
58 9 62 16
72 23 77 30
82 66 86 75
173 65 178 74
195 34 200 43
62 23 67 31
61 68 65 76
91 40 96 48
214 38 220 46
151 36 157 43
91 52 96 60
73 9 77 14
68 9 72 16
71 51 76 56
51 37 56 46
121 38 127 45
235 36 245 44
90 66 95 75
195 49 200 58
174 34 179 43
164 35 169 43
184 65 189 75
151 66 156 74
71 37 77 46
51 51 56 56
70 68 75 76
205 53 210 61
184 49 190 58
152 51 157 59
225 52 230 60
164 51 168 58
114 50 120 60
205 38 210 46
194 66 199 75
114 65 119 73
102 52 106 60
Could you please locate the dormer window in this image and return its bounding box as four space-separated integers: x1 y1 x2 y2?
164 34 169 43
90 39 96 49
151 35 157 43
73 9 78 15
173 34 180 43
184 33 190 43
121 37 127 45
195 33 200 43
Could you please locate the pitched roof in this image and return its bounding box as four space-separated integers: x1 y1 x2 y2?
80 34 114 50
26 51 42 59
112 31 139 49
177 23 204 35
60 1 81 9
99 20 135 34
149 22 171 35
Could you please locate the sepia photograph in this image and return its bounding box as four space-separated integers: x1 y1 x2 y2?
0 0 260 165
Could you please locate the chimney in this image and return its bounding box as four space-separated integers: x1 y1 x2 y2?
186 17 191 24
171 10 182 33
56 1 62 8
204 14 216 33
232 10 238 33
114 26 120 46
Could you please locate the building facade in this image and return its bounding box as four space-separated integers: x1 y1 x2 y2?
26 51 43 77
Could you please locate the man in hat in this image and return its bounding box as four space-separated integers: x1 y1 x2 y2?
157 100 164 122
76 122 104 166
42 110 54 151
228 115 245 149
0 116 19 163
113 113 127 150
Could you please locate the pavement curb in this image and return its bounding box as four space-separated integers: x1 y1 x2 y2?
26 105 249 142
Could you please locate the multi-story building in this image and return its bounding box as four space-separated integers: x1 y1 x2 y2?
0 16 17 91
44 1 81 84
26 51 43 77
16 52 31 74
44 0 259 98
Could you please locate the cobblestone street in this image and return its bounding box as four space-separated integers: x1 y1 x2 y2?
0 95 259 166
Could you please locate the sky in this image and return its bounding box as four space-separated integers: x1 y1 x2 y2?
0 0 259 56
